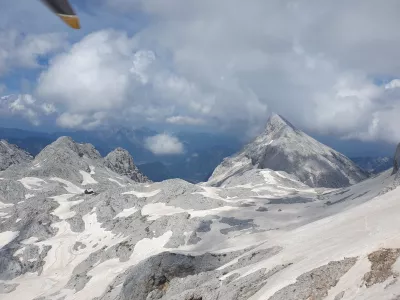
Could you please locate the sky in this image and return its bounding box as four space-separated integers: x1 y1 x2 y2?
1 0 400 156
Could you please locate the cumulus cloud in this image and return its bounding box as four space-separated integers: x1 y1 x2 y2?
4 0 400 144
145 133 184 155
36 30 136 113
0 94 56 126
0 30 67 76
56 112 107 130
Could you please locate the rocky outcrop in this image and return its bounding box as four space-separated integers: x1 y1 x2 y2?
0 140 32 171
105 148 149 183
392 143 400 175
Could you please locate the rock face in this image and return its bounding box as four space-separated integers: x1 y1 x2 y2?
0 140 32 171
105 148 149 183
392 143 400 175
208 114 369 188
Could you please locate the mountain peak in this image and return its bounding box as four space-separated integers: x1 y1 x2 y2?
35 136 102 165
105 148 150 183
264 113 297 134
209 115 368 188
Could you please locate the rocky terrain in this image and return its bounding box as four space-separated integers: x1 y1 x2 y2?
0 140 32 171
105 147 150 183
208 114 369 188
0 131 400 300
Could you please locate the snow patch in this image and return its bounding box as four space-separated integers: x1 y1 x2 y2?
0 201 13 209
89 166 95 175
142 202 239 221
113 207 138 219
21 237 39 245
32 163 41 169
122 189 161 198
3 211 124 300
18 177 46 190
108 178 126 187
50 194 84 220
0 231 19 249
68 231 173 300
50 177 84 194
79 170 98 185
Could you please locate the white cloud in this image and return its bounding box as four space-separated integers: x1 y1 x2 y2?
145 133 184 155
166 116 206 125
0 94 56 126
3 0 400 144
37 30 136 113
56 112 107 130
0 30 67 76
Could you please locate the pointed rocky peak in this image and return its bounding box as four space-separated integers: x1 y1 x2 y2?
392 143 400 175
0 140 33 171
209 114 369 188
263 113 298 136
105 147 150 183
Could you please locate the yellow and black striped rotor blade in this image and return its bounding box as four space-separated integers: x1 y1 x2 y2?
40 0 80 29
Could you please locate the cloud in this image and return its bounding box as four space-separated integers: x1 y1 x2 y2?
3 0 400 144
56 112 107 129
0 30 67 76
0 94 56 126
36 30 136 113
166 116 206 125
145 133 184 155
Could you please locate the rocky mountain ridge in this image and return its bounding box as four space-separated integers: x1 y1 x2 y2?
208 114 369 188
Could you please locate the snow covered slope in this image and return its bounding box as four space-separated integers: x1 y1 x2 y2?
208 114 369 188
0 140 32 171
1 136 400 300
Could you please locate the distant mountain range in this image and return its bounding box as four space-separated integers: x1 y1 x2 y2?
350 156 393 174
0 121 396 184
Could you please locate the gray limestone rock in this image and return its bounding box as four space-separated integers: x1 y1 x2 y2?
0 140 32 171
268 257 358 300
105 148 149 183
393 143 400 175
208 114 369 188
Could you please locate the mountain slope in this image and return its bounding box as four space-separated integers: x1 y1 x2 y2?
0 140 33 171
1 136 400 299
208 114 369 188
